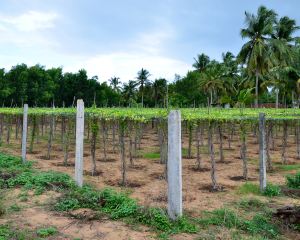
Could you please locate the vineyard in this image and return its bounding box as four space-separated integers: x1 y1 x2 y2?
1 106 300 239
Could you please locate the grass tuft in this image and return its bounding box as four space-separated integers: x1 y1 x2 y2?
286 172 300 189
237 183 260 195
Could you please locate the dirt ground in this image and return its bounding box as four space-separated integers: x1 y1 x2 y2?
1 123 300 239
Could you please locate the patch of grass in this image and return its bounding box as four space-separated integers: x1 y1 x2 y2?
143 152 160 159
286 172 300 189
263 184 281 197
18 191 29 202
197 208 279 239
275 163 300 171
36 226 57 238
0 152 196 238
237 183 260 195
238 198 265 210
8 203 21 212
0 225 30 240
55 186 197 234
7 170 76 194
237 182 281 198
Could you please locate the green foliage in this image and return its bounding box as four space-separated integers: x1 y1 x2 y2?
275 163 300 171
238 198 265 210
263 184 281 197
197 208 279 239
7 171 76 194
237 183 260 195
243 214 279 238
54 198 80 212
0 225 28 240
143 152 160 159
286 172 300 189
36 227 57 238
8 203 21 212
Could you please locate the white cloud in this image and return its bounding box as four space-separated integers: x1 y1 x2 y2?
0 10 60 49
64 52 190 82
0 10 58 32
133 26 175 55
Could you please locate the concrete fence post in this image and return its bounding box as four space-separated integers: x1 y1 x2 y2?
167 110 182 220
21 104 28 163
259 113 267 192
75 99 84 187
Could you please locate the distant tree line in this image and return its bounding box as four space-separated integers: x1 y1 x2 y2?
0 6 299 108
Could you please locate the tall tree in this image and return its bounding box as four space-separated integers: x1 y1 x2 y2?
152 78 167 107
136 68 151 107
193 53 210 72
109 76 121 93
199 61 225 106
122 80 137 106
237 6 277 108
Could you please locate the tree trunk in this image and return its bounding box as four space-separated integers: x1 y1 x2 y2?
240 123 247 180
196 123 202 170
266 122 273 172
119 122 126 186
218 124 224 162
255 68 259 108
63 117 71 166
46 115 54 160
276 89 279 109
29 116 37 153
187 122 193 159
101 119 107 161
281 121 288 164
90 117 98 176
208 123 218 190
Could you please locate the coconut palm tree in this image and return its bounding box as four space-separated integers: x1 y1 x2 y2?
152 78 167 107
193 53 210 72
122 80 137 106
109 76 121 92
269 16 300 106
199 61 225 106
237 6 277 108
136 68 151 107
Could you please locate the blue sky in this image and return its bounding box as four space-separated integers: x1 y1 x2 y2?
0 0 299 82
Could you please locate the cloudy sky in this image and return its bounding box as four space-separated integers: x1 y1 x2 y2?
0 0 299 82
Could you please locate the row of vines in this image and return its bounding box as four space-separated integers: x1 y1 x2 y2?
0 107 300 190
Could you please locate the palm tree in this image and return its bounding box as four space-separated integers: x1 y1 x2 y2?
109 76 121 92
199 61 225 106
269 16 300 106
237 6 277 108
152 78 167 107
193 53 210 72
136 68 151 107
122 80 137 106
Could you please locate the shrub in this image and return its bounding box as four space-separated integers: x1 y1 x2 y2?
286 172 300 189
263 184 281 197
36 227 57 238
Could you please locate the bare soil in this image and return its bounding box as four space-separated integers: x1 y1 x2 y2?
1 123 300 239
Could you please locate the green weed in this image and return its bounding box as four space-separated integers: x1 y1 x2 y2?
263 184 281 197
286 172 300 189
237 183 260 195
36 227 57 238
143 152 160 159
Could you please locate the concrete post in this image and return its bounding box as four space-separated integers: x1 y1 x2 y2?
75 99 84 187
259 113 267 192
21 104 28 163
167 110 182 220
